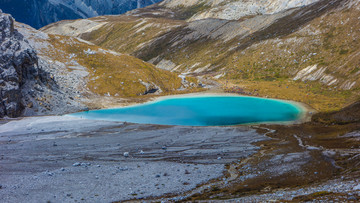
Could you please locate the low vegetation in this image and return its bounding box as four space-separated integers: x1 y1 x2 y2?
42 0 360 112
45 34 202 98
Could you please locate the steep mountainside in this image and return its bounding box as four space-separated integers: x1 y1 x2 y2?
158 0 321 21
0 0 161 29
0 11 38 117
43 0 360 111
0 10 195 118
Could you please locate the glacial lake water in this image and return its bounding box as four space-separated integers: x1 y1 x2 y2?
68 96 303 126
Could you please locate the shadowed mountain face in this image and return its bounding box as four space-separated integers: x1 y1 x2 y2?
0 0 161 29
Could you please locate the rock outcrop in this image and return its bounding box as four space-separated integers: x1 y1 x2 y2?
0 10 89 118
0 10 38 117
0 10 187 118
159 0 320 21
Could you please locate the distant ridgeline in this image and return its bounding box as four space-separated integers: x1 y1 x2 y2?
0 0 162 29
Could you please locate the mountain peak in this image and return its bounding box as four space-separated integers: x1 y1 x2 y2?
0 0 162 29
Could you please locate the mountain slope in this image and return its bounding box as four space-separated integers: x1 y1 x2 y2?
42 0 360 111
0 0 161 29
158 0 321 21
0 10 198 118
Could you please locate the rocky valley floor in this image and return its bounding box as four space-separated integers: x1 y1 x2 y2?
0 112 359 202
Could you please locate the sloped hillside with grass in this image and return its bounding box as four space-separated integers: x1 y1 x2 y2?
158 0 320 21
45 34 184 98
15 19 200 115
42 0 360 112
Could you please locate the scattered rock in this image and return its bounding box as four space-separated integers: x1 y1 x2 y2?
348 196 357 201
123 152 129 157
80 162 91 167
73 162 81 166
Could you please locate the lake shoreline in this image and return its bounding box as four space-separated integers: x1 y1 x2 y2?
68 93 310 126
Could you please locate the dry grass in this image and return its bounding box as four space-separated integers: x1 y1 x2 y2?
44 3 360 111
220 79 353 112
45 34 191 98
81 16 185 54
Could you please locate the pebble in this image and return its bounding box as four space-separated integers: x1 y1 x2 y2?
354 184 360 190
155 174 161 178
139 150 145 154
60 168 65 171
161 146 167 150
73 162 81 166
123 152 129 157
348 196 357 201
81 162 91 167
117 167 129 171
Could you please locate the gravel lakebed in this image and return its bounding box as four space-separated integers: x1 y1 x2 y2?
0 116 266 202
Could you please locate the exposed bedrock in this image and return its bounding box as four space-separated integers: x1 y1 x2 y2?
0 11 38 117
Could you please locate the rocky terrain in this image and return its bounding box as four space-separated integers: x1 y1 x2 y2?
0 0 162 29
0 97 359 202
0 11 59 118
44 0 360 112
0 10 200 118
1 0 360 202
0 116 265 202
158 0 321 21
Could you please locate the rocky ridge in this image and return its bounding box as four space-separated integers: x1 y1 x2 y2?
0 10 91 118
0 0 162 29
1 10 196 118
0 10 40 117
159 0 321 21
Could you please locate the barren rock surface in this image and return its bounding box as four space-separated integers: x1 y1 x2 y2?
0 116 267 202
0 11 38 117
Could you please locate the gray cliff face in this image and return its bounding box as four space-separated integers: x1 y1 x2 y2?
0 11 38 117
0 10 84 118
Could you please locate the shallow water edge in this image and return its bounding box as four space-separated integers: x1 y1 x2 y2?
67 94 310 126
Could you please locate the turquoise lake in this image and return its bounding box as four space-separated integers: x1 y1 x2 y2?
68 96 303 126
